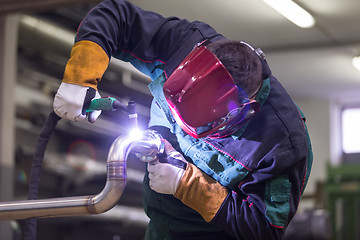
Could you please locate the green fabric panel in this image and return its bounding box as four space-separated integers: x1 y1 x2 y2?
296 105 313 194
264 176 291 227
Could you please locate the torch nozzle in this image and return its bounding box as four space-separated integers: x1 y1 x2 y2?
126 101 138 129
111 100 126 111
109 100 139 129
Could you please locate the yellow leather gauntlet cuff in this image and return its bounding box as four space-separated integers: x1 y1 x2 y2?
62 40 109 90
174 163 229 222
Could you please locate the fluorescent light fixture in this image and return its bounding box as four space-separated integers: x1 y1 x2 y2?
263 0 315 28
352 56 360 72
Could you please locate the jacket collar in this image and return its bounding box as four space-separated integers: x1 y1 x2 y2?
231 77 271 139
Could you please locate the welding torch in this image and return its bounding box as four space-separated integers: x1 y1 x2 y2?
87 97 138 128
87 97 165 163
22 96 146 240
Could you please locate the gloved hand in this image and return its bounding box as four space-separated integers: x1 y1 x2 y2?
148 139 230 223
53 40 110 122
53 82 102 122
147 140 187 194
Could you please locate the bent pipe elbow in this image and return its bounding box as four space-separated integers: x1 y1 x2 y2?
0 130 162 220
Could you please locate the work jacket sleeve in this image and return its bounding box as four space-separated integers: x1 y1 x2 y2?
207 142 310 239
75 0 223 80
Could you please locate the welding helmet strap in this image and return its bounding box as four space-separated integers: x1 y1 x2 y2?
239 41 271 80
260 58 271 79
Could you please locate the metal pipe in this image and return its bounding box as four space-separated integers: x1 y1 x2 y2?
0 130 163 221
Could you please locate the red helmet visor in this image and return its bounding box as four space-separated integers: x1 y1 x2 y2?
163 44 258 138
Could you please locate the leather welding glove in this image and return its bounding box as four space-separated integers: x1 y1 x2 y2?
148 140 229 222
53 40 109 122
148 140 187 194
54 83 101 122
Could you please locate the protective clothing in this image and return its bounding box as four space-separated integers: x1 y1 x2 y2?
53 40 109 122
163 43 260 138
62 40 109 90
149 139 229 222
66 0 313 239
148 140 187 194
53 82 101 122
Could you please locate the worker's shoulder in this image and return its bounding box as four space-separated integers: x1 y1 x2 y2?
261 77 307 146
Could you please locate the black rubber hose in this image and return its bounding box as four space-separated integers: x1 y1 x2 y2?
23 111 61 240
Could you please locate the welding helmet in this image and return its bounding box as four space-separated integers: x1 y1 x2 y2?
163 41 267 139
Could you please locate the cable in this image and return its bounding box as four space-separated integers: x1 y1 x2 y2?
23 111 61 240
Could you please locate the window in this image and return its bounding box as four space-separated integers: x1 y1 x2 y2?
341 107 360 163
342 108 360 153
330 95 360 165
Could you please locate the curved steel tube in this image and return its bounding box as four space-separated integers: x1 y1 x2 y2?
0 130 163 220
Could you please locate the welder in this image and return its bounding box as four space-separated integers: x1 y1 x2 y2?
53 0 313 239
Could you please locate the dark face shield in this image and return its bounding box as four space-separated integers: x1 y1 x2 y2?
163 43 259 139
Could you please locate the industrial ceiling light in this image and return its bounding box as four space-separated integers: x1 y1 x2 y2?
352 56 360 72
263 0 315 28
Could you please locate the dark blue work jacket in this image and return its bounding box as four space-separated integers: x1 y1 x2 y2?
76 1 313 239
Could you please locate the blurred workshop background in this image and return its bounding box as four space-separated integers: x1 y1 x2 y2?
1 0 360 239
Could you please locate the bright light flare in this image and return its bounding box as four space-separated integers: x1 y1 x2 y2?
352 56 360 72
127 127 144 141
263 0 315 28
